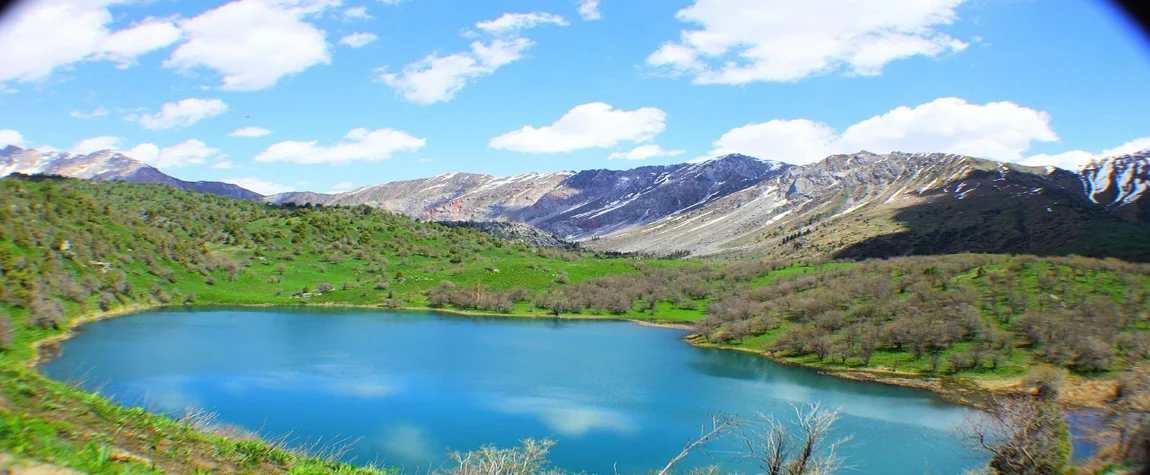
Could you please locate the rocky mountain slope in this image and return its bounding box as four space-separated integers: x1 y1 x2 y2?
273 149 1150 260
0 146 261 199
1080 150 1150 223
271 154 788 239
591 151 1150 260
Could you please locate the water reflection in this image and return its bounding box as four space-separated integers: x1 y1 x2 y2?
376 424 439 469
496 396 635 437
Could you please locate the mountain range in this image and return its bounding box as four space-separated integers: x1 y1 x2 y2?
3 144 1148 261
0 146 260 200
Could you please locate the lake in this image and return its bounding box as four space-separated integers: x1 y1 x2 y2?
41 307 986 474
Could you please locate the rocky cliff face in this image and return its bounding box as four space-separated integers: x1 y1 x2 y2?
0 146 261 200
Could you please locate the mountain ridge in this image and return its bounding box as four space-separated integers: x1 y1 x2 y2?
6 142 1148 261
271 149 1150 260
0 145 262 200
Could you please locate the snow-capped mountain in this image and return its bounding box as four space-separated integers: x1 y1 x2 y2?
0 146 261 199
1079 150 1150 223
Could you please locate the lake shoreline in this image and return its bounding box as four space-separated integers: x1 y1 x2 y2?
32 301 1108 411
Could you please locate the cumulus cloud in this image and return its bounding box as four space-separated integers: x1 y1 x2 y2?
1101 137 1150 157
343 6 371 20
380 38 532 104
608 144 684 160
137 98 228 130
0 0 181 84
490 102 667 153
165 0 335 91
70 107 110 119
254 127 426 164
127 139 221 168
0 129 27 147
224 177 294 194
1020 137 1150 170
647 0 968 84
95 18 183 68
339 32 378 48
380 11 566 104
229 126 272 137
70 135 122 154
576 0 601 20
698 97 1058 164
475 12 568 35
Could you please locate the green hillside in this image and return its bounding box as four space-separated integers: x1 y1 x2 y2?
1 175 1149 473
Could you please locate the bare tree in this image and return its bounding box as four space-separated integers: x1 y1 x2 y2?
738 403 851 475
961 395 1070 475
657 414 739 475
438 438 567 475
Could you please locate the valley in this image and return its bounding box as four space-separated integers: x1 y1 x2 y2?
0 174 1148 473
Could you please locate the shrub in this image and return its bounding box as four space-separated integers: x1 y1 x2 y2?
315 282 335 293
29 298 65 330
0 312 12 350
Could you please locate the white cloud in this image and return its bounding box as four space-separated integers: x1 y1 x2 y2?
490 102 667 153
380 12 567 104
576 0 601 20
229 126 272 137
1102 137 1150 157
137 98 229 130
701 119 837 164
647 0 968 84
70 135 122 154
0 129 27 147
699 97 1057 164
254 127 426 164
1020 137 1150 170
608 144 684 160
212 160 237 169
224 177 294 194
95 18 183 68
343 6 372 20
328 181 355 192
165 0 334 91
475 12 568 35
380 38 532 104
0 0 180 84
339 32 378 48
127 139 220 168
70 107 110 119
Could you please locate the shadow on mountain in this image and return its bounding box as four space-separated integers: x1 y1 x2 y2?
831 170 1150 263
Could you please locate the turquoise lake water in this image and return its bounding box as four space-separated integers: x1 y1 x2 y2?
41 307 988 474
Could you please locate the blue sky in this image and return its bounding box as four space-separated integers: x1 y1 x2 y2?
1 0 1148 195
